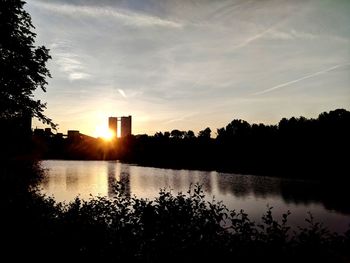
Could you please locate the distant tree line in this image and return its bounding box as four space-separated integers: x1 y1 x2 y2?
34 108 350 180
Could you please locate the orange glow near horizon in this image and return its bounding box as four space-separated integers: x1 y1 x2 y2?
94 126 115 141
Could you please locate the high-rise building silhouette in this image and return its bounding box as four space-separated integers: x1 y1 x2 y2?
108 117 118 137
108 115 132 137
121 115 132 137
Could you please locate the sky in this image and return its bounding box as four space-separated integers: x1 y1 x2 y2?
27 0 350 137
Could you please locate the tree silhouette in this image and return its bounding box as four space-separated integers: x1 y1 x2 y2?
170 129 184 139
198 127 211 139
184 130 195 139
217 119 251 140
0 0 54 128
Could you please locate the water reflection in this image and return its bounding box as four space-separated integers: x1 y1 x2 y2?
40 160 350 232
107 161 131 197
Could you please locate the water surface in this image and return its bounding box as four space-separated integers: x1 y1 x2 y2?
40 160 350 233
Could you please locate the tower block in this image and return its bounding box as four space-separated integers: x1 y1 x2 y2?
108 115 132 137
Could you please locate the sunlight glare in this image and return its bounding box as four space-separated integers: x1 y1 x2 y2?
95 126 115 141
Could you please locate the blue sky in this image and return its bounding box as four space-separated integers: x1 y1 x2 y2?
27 0 350 137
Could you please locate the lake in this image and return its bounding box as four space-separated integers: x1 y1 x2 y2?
39 160 350 233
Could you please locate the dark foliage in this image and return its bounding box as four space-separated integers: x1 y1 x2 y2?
0 0 53 127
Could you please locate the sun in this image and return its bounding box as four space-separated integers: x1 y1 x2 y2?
95 126 115 141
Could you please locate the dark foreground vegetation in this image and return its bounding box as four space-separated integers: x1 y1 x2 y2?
1 161 349 262
31 108 350 180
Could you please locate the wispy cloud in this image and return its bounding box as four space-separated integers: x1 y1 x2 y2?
50 41 91 81
69 72 91 81
164 112 199 124
56 55 81 72
55 52 91 81
234 27 274 49
31 1 182 28
254 63 350 95
118 89 127 98
266 29 317 40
